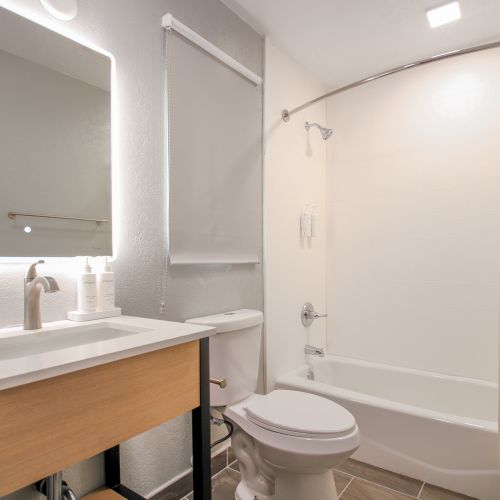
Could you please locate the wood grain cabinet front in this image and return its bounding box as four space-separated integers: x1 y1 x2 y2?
0 341 200 496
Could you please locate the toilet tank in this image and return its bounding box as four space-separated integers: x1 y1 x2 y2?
186 309 263 406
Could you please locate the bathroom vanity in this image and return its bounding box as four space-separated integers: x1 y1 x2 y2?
0 317 216 499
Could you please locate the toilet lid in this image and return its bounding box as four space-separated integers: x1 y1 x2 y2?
245 390 356 439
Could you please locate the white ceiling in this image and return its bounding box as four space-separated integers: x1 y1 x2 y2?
221 0 500 89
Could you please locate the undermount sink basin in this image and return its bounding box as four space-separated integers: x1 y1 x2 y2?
0 323 149 360
0 315 215 391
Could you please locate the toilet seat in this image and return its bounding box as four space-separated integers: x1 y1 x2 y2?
245 390 356 439
224 392 360 458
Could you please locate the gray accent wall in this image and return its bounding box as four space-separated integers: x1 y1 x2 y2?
0 0 263 497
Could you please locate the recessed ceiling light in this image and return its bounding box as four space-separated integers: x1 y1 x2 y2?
40 0 78 21
426 2 461 28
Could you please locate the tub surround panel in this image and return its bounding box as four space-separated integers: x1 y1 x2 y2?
326 48 500 382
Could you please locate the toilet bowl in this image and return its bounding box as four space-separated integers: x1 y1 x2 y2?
225 390 360 500
186 309 360 500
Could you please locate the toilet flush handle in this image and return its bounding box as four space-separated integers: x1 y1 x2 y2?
210 378 227 389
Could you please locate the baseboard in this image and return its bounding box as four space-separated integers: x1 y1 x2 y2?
147 444 231 499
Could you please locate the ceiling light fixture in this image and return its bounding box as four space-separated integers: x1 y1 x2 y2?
426 1 461 28
40 0 78 21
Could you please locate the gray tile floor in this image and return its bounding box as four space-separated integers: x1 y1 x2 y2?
181 452 478 500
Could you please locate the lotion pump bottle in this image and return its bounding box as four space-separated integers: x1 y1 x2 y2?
77 258 96 313
97 257 115 311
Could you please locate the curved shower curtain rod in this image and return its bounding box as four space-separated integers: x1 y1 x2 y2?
281 40 500 122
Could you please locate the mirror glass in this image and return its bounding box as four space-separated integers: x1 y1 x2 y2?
0 6 112 257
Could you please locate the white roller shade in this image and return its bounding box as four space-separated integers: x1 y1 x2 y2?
166 27 262 265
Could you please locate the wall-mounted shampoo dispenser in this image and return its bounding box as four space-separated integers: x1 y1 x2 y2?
301 205 319 238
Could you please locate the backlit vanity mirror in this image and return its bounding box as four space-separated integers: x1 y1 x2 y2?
0 6 112 257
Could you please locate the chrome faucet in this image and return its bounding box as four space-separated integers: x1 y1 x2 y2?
24 260 60 330
304 344 325 357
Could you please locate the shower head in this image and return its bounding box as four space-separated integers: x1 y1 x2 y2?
305 121 333 140
321 127 333 140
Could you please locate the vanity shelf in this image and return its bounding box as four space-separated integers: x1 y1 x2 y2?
82 487 125 500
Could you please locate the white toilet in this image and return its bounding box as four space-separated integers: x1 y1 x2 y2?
186 309 360 500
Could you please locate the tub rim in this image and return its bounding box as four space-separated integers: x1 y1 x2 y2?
276 357 498 433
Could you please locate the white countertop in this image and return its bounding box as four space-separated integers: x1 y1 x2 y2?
0 316 215 390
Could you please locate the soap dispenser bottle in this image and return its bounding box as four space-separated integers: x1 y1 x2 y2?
77 258 96 313
96 257 115 311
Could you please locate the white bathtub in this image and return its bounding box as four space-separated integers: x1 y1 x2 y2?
276 355 500 499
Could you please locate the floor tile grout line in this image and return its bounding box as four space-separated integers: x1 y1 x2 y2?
417 481 426 498
338 475 354 498
214 464 235 481
334 462 425 493
184 459 428 500
228 459 239 471
183 460 238 500
350 475 421 499
225 462 419 499
183 457 468 500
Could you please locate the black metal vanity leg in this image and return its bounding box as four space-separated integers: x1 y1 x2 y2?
104 446 146 500
192 337 212 500
104 446 121 489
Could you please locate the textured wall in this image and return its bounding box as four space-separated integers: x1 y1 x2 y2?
263 38 327 390
326 48 500 382
0 0 262 497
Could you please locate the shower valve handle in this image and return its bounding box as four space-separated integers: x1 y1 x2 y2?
309 311 327 319
301 302 328 326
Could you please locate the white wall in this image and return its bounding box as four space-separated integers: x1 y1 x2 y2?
263 38 327 389
326 48 500 382
0 0 262 497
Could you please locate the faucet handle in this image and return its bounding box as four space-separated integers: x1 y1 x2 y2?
301 302 328 326
310 311 328 319
25 260 45 280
